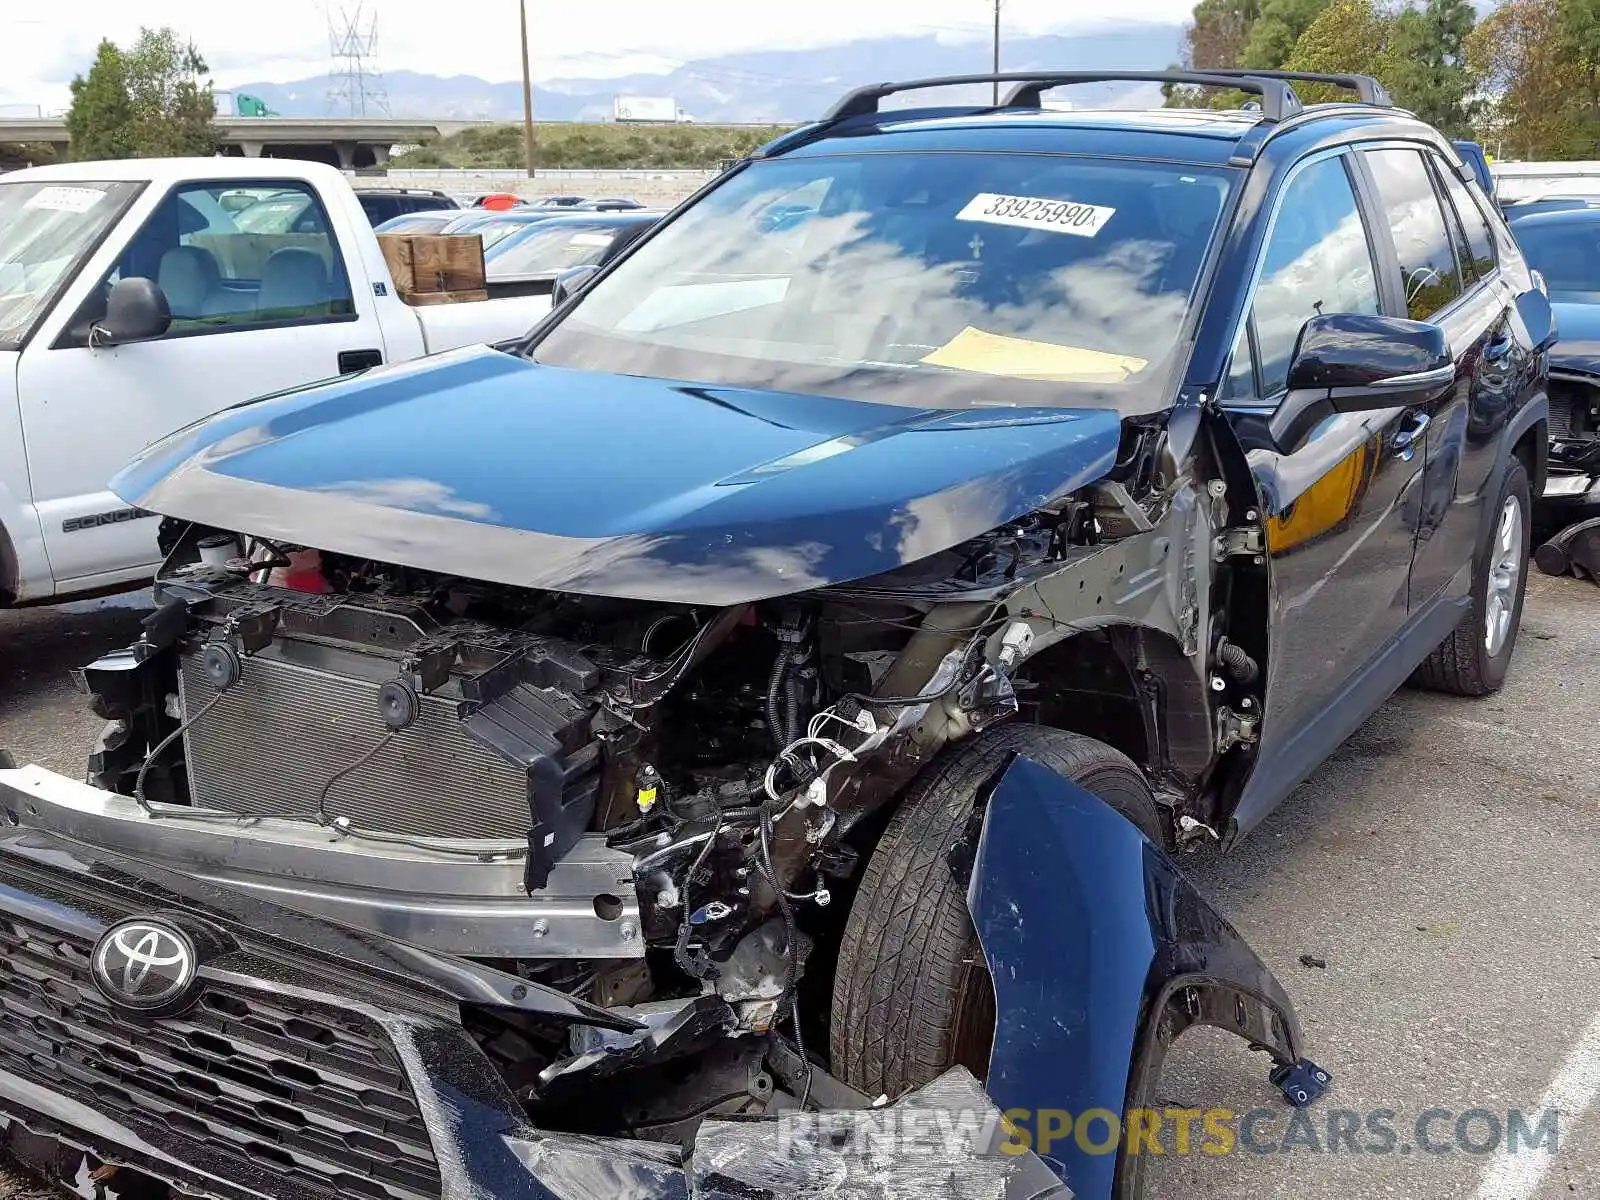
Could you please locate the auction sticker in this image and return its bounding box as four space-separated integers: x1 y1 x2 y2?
956 193 1115 237
25 186 106 214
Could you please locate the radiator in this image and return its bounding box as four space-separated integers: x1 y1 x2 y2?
179 647 586 842
1549 376 1599 443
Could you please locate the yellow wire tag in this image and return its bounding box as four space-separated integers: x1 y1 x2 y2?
636 786 658 813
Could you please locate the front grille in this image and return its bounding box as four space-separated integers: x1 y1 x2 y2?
180 650 535 839
0 914 441 1200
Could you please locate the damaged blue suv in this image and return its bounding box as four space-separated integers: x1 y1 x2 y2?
0 70 1551 1200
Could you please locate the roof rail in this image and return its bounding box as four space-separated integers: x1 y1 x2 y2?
1202 69 1392 107
824 71 1304 124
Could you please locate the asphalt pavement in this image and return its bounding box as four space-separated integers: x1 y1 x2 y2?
0 576 1596 1199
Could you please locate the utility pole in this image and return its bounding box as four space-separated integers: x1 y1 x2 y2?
519 0 536 178
991 1 1001 104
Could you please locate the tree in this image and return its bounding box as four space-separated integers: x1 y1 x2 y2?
62 28 215 161
1282 0 1398 102
1184 0 1263 68
1166 0 1326 108
1241 0 1334 68
66 40 135 161
1385 0 1480 137
1468 0 1593 158
125 28 217 157
1557 0 1600 143
1166 0 1261 107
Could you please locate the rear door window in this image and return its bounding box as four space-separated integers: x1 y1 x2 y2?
1362 148 1466 319
1434 159 1498 281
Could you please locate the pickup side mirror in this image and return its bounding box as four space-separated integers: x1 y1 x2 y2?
1270 312 1454 451
551 265 600 308
94 277 172 346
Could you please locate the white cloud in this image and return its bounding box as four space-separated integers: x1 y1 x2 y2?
0 0 1193 111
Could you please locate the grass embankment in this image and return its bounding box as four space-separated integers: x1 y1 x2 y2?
392 122 795 170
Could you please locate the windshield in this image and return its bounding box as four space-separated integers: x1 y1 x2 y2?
531 152 1234 410
1511 216 1600 301
0 180 141 348
489 223 622 276
234 192 316 234
480 218 543 250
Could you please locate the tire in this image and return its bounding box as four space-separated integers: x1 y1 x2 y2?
829 724 1163 1098
1411 459 1531 697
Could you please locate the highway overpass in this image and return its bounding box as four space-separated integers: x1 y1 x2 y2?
0 116 492 168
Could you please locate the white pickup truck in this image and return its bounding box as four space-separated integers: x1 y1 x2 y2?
0 157 550 605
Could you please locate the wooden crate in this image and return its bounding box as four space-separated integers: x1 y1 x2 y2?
378 234 486 302
406 289 490 306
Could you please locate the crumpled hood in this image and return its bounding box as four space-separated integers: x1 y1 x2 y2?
112 345 1123 605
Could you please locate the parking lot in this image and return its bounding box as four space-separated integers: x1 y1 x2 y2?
1 575 1596 1199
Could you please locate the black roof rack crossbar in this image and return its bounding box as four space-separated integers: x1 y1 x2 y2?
825 71 1304 124
1201 69 1392 107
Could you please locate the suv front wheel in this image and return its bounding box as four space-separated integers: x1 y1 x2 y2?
1412 459 1531 696
829 724 1164 1097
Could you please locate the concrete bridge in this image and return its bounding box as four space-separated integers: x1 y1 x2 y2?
0 116 491 168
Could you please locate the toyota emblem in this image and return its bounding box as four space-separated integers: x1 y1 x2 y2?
91 919 199 1014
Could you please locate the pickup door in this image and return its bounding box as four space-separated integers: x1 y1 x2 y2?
16 177 391 592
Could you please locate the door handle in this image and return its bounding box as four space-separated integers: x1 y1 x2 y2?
1393 411 1430 461
338 348 384 373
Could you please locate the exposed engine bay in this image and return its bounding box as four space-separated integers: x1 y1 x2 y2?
60 420 1269 1144
1547 373 1600 490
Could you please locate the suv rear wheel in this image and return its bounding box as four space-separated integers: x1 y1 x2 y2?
1412 459 1531 696
829 724 1163 1097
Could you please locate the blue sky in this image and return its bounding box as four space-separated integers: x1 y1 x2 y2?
0 1 1192 111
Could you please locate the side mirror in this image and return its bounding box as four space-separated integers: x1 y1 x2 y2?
551 265 600 307
94 277 171 346
1270 313 1454 451
1516 285 1557 353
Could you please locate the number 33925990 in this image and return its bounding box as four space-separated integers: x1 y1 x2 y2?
956 192 1116 237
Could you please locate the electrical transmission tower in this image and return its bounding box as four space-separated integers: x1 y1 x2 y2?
325 2 390 117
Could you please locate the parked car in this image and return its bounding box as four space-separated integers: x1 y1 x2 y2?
0 70 1551 1200
1492 164 1600 207
233 187 461 235
1505 203 1600 536
484 210 660 290
1453 138 1495 200
442 208 567 251
371 209 462 235
0 157 551 606
353 186 459 227
574 196 646 211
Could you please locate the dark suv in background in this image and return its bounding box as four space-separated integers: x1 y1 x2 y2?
0 70 1552 1200
352 186 459 227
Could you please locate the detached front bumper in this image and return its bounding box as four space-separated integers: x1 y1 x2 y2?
0 811 622 1200
0 772 1070 1200
0 757 1324 1200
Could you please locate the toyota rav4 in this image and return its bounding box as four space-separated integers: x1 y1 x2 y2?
0 69 1552 1200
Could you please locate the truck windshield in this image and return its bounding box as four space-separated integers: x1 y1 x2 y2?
0 180 141 349
530 152 1234 411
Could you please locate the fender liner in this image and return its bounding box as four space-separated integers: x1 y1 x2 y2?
967 755 1318 1199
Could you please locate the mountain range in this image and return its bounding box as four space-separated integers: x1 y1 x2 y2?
232 26 1185 124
